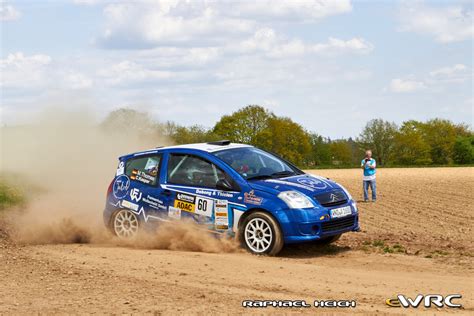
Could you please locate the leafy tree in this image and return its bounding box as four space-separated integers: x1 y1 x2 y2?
100 108 156 135
347 137 365 165
393 120 432 165
308 133 331 166
256 116 312 166
329 140 352 165
419 119 460 164
213 105 275 145
453 135 474 164
358 119 398 165
170 125 221 144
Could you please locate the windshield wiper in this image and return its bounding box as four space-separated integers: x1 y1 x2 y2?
247 171 296 181
246 174 273 181
270 171 296 178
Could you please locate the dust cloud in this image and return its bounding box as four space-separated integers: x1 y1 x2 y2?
0 108 239 253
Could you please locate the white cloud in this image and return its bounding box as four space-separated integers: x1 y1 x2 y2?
399 2 473 43
97 60 175 86
312 37 373 55
227 0 352 21
73 0 103 5
233 28 373 58
0 52 51 88
0 1 21 21
389 78 426 93
1 52 95 91
63 71 93 89
98 0 353 49
428 63 470 84
100 1 255 48
429 64 466 77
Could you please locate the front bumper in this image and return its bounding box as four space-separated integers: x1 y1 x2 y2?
273 201 360 244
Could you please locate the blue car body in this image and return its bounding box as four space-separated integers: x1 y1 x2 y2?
103 142 359 244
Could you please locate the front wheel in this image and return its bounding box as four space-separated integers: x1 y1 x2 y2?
112 209 140 238
240 211 284 256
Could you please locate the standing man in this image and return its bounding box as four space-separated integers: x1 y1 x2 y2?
361 150 376 202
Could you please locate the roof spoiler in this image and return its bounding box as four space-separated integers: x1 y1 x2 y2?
207 140 231 146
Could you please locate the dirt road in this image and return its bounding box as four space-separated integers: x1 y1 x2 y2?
0 167 472 314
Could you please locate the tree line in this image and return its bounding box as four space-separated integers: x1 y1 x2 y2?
101 105 473 167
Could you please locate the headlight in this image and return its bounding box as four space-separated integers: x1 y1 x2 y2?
278 191 315 209
339 184 353 200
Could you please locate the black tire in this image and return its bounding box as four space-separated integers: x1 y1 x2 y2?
239 211 284 256
314 234 341 245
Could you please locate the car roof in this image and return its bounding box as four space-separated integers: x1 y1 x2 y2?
121 142 253 159
159 142 253 153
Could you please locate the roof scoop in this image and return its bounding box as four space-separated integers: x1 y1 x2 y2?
207 140 231 146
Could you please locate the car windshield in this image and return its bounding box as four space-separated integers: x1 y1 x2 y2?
212 147 302 180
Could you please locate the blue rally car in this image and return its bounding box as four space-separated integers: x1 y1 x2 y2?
104 141 359 255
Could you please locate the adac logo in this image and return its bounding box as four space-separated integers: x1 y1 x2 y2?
113 175 130 199
386 294 462 308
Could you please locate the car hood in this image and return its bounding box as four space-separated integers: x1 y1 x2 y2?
248 174 343 197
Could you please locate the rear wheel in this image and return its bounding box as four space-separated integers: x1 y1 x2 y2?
112 209 139 238
240 211 284 256
315 234 341 245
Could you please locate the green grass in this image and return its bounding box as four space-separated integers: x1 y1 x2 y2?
0 180 26 210
365 240 406 254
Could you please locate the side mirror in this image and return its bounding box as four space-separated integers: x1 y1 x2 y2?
216 178 233 191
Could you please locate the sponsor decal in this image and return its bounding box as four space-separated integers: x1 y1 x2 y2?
196 189 214 197
113 175 130 199
116 161 124 176
217 191 234 198
265 179 316 192
142 195 165 210
121 199 139 211
244 190 263 205
130 169 156 185
297 177 328 190
214 200 228 229
176 193 195 203
130 188 142 202
174 200 195 212
386 294 462 308
194 196 213 217
168 206 181 220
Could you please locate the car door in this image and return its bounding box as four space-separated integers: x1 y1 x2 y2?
122 153 172 222
163 152 242 231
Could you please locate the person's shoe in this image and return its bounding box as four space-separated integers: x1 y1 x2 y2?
371 200 376 203
364 200 369 203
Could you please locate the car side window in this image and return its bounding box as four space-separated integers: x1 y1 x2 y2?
125 154 161 186
167 154 231 189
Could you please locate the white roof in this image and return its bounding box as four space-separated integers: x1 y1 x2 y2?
157 142 253 153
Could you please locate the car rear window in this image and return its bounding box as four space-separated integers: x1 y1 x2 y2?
125 155 161 186
167 154 227 188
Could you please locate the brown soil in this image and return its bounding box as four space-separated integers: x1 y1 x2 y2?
0 167 473 314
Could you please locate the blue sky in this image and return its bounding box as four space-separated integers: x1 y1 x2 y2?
1 0 472 138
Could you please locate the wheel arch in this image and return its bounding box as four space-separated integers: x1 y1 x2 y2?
237 207 283 234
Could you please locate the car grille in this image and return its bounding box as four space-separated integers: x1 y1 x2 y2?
314 189 348 207
321 216 356 233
